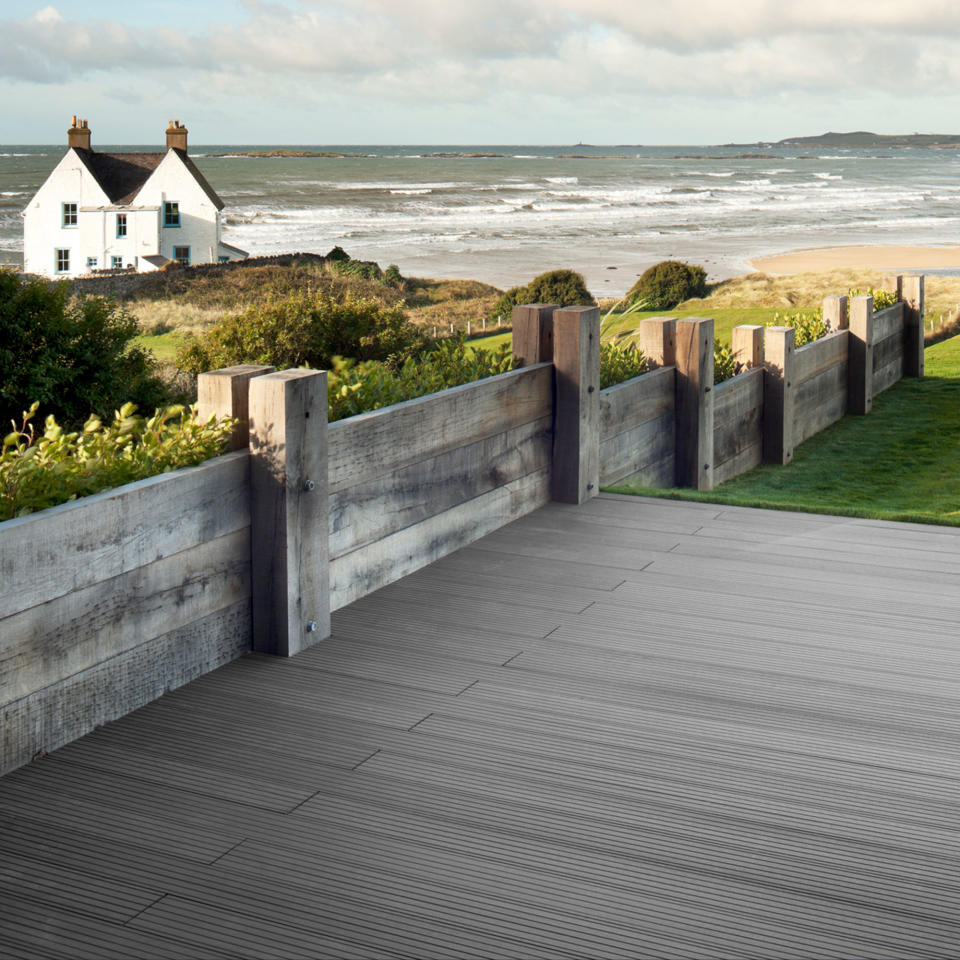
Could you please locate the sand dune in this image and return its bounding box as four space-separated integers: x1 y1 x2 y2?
750 245 960 275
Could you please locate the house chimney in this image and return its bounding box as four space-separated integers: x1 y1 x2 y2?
165 119 188 152
68 116 91 150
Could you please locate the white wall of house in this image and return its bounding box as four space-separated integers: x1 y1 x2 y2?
23 149 110 277
135 151 220 268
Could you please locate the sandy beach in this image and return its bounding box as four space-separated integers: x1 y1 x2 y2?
750 245 960 275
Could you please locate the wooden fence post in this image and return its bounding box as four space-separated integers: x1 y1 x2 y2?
732 325 763 370
763 326 795 465
197 364 274 450
822 295 848 333
638 318 677 369
248 369 329 656
675 318 714 490
552 306 600 504
512 304 556 365
901 275 925 378
848 296 874 415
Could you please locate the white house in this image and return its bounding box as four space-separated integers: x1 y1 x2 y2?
23 118 247 278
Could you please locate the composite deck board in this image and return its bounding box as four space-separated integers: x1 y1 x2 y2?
3 494 960 957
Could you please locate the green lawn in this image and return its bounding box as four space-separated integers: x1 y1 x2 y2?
134 331 187 363
607 336 960 526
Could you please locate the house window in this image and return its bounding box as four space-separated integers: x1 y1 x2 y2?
116 214 127 238
86 256 97 269
112 256 123 268
173 245 190 265
163 202 180 227
55 249 70 273
62 203 77 227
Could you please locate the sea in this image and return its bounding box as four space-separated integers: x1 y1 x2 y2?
4 143 960 296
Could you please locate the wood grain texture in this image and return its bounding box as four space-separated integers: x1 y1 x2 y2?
762 326 795 465
249 369 329 656
902 275 925 378
731 325 763 370
792 330 848 386
822 295 848 332
330 416 552 559
1 528 250 705
637 318 676 368
328 365 553 493
598 365 673 441
599 411 674 486
848 296 874 415
873 302 904 344
793 362 848 445
674 318 715 490
712 368 763 474
329 467 550 610
551 307 600 504
0 451 249 621
511 305 555 366
4 494 960 958
197 364 275 450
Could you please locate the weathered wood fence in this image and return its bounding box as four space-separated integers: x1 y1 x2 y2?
0 277 924 775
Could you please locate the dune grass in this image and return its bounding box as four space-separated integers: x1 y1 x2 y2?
607 336 960 526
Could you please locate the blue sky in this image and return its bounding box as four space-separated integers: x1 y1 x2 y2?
4 0 960 145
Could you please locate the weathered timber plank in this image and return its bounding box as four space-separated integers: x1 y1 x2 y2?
0 451 248 621
675 318 714 490
712 368 763 468
637 318 676 368
330 467 551 610
822 295 848 332
848 295 874 414
599 411 674 487
1 528 250 707
197 363 274 449
792 330 848 386
731 325 763 371
873 358 903 397
793 361 848 445
598 365 673 441
1 601 249 776
330 415 552 560
328 364 553 493
512 304 555 365
902 275 925 377
873 302 904 344
873 329 905 382
762 326 795 464
602 455 675 491
552 307 601 504
710 442 762 486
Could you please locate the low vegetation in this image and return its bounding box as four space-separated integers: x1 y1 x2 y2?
492 269 595 320
0 270 173 430
1 403 235 520
626 260 707 309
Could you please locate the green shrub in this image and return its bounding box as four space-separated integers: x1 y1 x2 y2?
329 259 383 282
177 291 427 374
1 402 235 520
384 264 404 288
492 269 595 318
325 245 351 262
599 340 648 389
848 287 899 311
768 309 827 347
714 342 738 384
327 337 516 421
626 261 707 309
0 271 169 429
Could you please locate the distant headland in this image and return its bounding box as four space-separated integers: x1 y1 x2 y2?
728 131 960 149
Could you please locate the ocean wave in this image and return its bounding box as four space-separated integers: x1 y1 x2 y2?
391 188 433 195
813 172 843 180
545 176 578 184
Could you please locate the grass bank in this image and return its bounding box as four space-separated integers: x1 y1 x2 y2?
607 336 960 526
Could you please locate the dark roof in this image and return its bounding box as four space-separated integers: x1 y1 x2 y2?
72 147 224 210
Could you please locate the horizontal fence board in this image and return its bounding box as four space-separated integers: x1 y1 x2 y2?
713 441 762 486
793 362 848 445
873 359 903 397
327 365 553 493
330 467 551 611
599 412 674 487
873 303 904 344
598 366 674 441
1 529 250 706
0 452 249 621
792 331 848 386
1 601 249 776
330 416 552 560
713 368 763 477
873 332 904 382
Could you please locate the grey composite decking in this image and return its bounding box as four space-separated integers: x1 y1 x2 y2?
3 493 960 959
